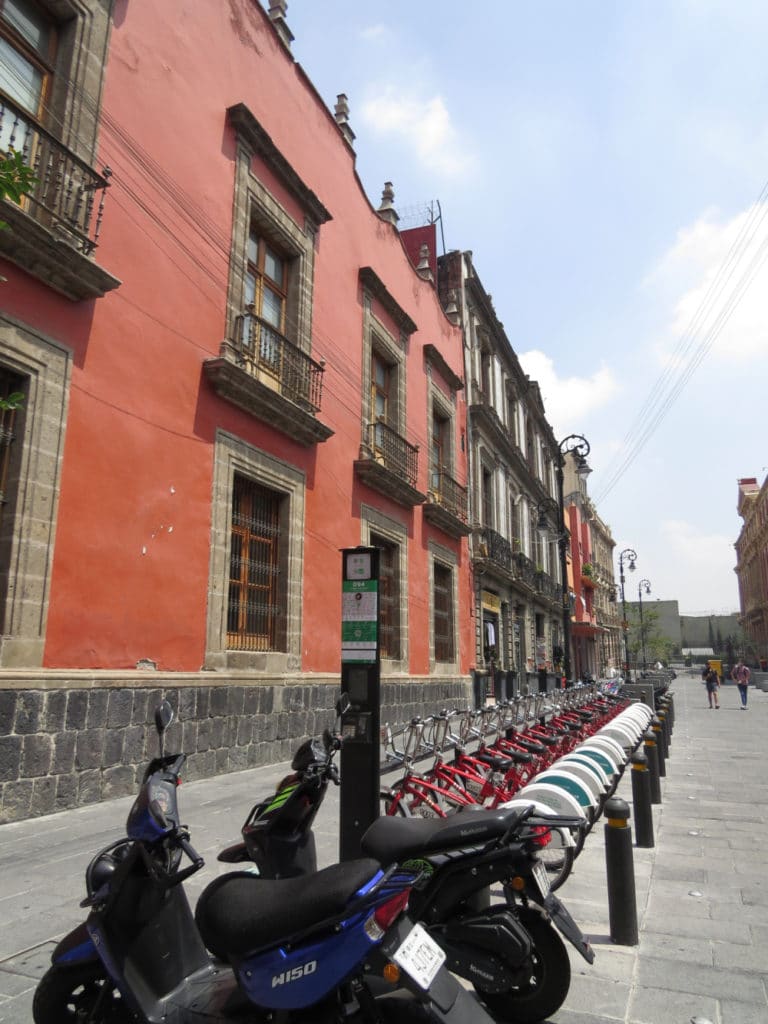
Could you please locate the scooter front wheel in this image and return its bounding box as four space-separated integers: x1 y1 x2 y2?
33 962 129 1024
474 907 570 1024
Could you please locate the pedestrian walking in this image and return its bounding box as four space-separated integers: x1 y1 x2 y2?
704 664 720 709
731 659 751 709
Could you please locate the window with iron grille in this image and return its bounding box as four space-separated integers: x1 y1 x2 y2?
227 474 284 652
0 367 23 536
371 532 400 660
433 561 454 663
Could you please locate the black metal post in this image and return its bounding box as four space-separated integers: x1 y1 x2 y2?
638 579 651 673
555 434 591 685
618 548 637 680
643 729 662 804
604 797 639 945
630 751 654 848
553 459 572 684
651 715 666 777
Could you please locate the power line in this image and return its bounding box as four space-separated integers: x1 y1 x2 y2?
593 187 768 504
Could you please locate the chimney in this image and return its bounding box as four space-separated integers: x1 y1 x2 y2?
333 94 356 149
376 181 399 226
268 1 294 50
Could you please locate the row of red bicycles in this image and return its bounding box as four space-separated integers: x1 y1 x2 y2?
379 684 653 889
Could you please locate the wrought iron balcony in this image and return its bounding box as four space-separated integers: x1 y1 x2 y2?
354 420 425 508
0 97 119 299
512 551 534 584
235 312 325 412
1 97 110 255
424 467 471 538
474 527 513 574
203 312 334 447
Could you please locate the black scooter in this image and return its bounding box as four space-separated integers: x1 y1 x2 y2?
34 702 495 1024
219 709 594 1024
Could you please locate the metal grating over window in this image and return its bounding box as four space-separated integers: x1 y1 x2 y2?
433 561 454 663
0 369 23 532
227 474 282 651
371 533 400 660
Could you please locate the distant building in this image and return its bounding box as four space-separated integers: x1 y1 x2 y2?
735 476 768 665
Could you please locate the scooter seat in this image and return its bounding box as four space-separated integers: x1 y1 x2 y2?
195 858 380 959
362 806 522 864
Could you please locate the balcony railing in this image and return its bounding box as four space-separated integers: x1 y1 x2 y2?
429 467 469 524
234 312 325 412
514 551 536 585
366 420 419 489
1 97 110 255
476 527 513 573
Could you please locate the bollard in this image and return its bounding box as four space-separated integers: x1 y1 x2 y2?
651 716 666 777
604 796 639 945
656 708 670 759
630 751 654 848
662 693 675 733
643 729 662 804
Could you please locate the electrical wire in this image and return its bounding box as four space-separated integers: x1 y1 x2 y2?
593 186 768 504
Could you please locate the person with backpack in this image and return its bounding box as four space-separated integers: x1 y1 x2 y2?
731 659 751 709
703 663 720 709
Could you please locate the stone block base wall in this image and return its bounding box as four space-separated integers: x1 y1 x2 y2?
0 672 471 823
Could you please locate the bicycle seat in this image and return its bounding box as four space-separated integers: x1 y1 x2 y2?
501 747 533 765
472 750 514 771
515 736 549 753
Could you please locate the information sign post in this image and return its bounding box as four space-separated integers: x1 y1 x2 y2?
339 546 381 861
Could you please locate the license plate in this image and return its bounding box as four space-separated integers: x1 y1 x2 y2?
393 922 446 990
532 859 551 898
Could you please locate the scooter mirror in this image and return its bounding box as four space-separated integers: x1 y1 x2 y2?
154 700 174 736
335 693 351 717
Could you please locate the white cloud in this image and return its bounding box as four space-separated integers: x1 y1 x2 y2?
361 89 476 179
359 24 389 41
518 349 619 439
657 518 738 614
646 204 768 364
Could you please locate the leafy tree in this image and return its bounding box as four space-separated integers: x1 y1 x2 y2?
628 605 675 668
1 149 37 242
0 150 36 206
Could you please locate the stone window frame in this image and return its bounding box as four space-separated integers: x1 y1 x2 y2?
0 313 71 668
426 377 456 485
205 429 305 672
360 298 407 444
428 540 459 672
360 503 409 673
21 0 112 166
225 105 331 358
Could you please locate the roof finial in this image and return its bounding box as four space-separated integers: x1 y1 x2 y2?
268 1 294 50
333 94 356 148
416 243 434 283
376 181 399 226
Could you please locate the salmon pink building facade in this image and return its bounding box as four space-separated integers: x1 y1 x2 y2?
0 0 472 819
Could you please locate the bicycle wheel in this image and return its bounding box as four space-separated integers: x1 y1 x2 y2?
534 828 575 891
380 783 412 817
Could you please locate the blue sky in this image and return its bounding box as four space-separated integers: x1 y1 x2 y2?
287 0 768 615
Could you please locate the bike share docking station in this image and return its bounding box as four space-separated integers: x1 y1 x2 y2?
339 546 381 861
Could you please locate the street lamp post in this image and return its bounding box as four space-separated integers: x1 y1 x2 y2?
618 547 637 680
637 579 651 672
554 434 591 685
